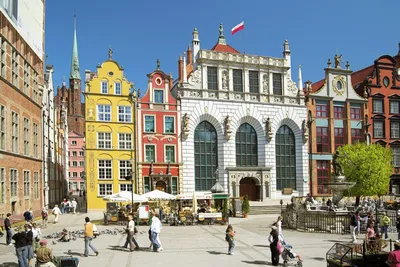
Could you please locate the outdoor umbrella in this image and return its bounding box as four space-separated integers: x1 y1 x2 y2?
141 189 175 200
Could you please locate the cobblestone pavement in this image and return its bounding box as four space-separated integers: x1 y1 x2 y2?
0 213 397 266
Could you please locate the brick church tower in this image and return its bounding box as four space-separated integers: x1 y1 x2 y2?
55 14 85 135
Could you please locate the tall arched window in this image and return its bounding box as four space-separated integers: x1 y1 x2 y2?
236 123 258 166
194 121 218 191
275 125 296 190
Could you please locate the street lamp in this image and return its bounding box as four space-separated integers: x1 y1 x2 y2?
129 87 139 195
305 81 315 197
124 170 134 206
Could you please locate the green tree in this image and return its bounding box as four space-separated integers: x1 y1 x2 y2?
336 143 393 203
222 199 229 220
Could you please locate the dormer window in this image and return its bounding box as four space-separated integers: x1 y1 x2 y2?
101 81 108 94
154 89 164 104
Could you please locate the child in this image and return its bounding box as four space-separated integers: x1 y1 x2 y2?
225 224 236 255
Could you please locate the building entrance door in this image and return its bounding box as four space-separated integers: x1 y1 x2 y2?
239 177 259 201
156 181 166 192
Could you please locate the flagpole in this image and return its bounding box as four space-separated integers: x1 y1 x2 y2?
242 18 246 93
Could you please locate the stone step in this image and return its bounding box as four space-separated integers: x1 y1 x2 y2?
248 205 285 215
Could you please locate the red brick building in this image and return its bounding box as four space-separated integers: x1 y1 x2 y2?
0 5 45 216
352 44 400 194
307 55 368 196
136 61 182 194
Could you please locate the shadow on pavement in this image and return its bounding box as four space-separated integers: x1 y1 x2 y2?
254 244 269 248
64 251 82 257
242 260 270 265
0 263 19 267
108 245 130 252
310 257 325 261
207 251 227 255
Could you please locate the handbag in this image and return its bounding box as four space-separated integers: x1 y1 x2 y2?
134 227 138 234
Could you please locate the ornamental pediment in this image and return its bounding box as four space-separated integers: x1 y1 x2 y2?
186 66 202 89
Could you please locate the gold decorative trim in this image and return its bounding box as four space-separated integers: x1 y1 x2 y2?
332 75 346 96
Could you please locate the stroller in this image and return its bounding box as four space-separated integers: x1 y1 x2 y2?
281 240 303 267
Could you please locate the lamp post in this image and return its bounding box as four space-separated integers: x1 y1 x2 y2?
306 80 315 197
127 87 138 205
280 199 283 214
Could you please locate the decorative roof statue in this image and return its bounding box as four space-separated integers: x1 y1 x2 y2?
334 54 342 69
217 23 226 45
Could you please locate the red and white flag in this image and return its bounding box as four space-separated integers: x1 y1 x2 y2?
231 21 244 35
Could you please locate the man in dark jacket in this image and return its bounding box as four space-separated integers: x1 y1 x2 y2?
4 213 12 245
350 211 358 243
12 230 29 267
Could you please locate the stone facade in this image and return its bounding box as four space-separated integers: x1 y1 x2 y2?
68 131 85 194
172 25 308 200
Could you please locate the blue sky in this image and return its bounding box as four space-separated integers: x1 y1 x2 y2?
46 0 400 96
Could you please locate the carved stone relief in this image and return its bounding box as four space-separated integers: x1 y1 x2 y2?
188 65 201 88
262 74 269 93
183 113 190 139
89 152 95 191
222 70 229 90
287 77 298 94
224 115 231 141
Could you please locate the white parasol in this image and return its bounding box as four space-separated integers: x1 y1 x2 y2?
141 190 175 200
103 191 148 203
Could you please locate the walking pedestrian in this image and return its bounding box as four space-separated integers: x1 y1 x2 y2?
150 213 162 252
41 207 48 227
350 211 358 243
23 208 33 223
381 212 391 240
123 215 139 251
396 211 400 240
60 199 66 214
35 239 57 267
83 217 99 257
356 211 361 235
225 224 236 255
25 224 34 266
52 205 61 224
269 225 281 266
12 229 29 267
32 222 41 253
4 213 12 246
71 198 78 214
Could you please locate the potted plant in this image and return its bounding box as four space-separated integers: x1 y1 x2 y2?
242 194 250 218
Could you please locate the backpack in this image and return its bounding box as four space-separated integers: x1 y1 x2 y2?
42 211 48 218
225 233 231 242
24 211 32 220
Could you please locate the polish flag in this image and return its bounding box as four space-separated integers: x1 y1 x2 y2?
231 21 244 35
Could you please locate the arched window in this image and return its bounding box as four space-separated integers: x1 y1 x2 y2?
236 123 258 166
275 125 296 190
194 121 218 191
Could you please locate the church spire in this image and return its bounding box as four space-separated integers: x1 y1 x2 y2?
70 12 81 80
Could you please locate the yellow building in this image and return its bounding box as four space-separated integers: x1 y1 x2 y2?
84 50 136 211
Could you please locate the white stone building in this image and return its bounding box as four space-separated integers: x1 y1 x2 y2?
172 24 309 200
42 65 56 207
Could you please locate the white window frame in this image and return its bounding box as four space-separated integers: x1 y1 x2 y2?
11 111 18 153
98 184 113 196
98 160 112 180
71 141 77 146
118 133 132 150
33 172 39 199
72 172 78 177
79 151 84 156
72 151 77 157
144 115 155 133
72 161 78 167
145 144 156 163
390 101 400 114
164 116 175 134
101 81 108 94
164 144 176 163
373 121 384 138
0 167 5 203
97 105 111 122
33 123 38 158
23 118 29 156
118 106 132 122
119 184 133 192
23 170 30 197
10 169 18 198
115 82 121 95
373 99 384 113
392 147 400 167
391 121 400 139
119 160 132 180
0 105 5 150
97 132 112 149
79 161 84 166
154 89 164 104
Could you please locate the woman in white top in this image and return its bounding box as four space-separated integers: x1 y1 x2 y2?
123 215 139 251
31 222 41 252
276 216 284 242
